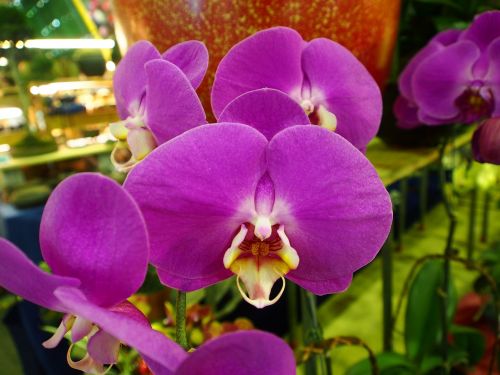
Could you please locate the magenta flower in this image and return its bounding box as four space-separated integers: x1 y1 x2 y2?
395 11 500 127
472 117 500 164
125 114 392 308
111 40 207 171
0 173 186 373
211 27 382 152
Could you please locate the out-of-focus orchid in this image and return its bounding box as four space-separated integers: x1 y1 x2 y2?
473 117 500 164
211 27 382 152
111 40 207 171
395 11 500 128
0 174 185 374
125 120 392 308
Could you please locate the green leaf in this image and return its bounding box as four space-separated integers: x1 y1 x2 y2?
405 260 457 364
0 322 23 375
420 355 444 373
450 324 486 365
346 352 416 375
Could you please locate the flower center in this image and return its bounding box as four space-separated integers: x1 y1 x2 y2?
299 99 337 131
43 314 120 374
223 221 299 308
455 84 494 123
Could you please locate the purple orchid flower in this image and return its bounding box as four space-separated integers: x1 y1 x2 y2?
395 11 500 127
472 117 500 164
211 27 382 152
124 101 392 308
110 40 207 171
0 173 187 374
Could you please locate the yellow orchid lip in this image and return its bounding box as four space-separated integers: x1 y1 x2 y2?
223 222 299 308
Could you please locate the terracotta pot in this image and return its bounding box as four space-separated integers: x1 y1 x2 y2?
112 0 401 115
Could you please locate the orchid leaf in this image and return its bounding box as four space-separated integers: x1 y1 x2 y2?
405 260 457 365
346 352 416 375
450 324 486 365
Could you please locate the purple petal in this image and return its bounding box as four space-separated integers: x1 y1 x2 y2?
218 88 310 140
40 173 149 307
125 124 268 291
301 38 382 151
267 126 392 295
114 41 161 119
434 29 463 46
472 118 500 164
54 287 187 374
393 96 422 129
144 59 207 145
485 38 500 116
461 11 500 51
175 331 296 375
162 41 209 89
0 238 79 311
412 41 479 119
87 330 120 365
211 27 305 118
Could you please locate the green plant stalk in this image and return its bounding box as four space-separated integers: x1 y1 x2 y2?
382 226 395 352
6 48 31 126
175 290 189 350
438 132 457 373
287 282 299 347
301 289 330 375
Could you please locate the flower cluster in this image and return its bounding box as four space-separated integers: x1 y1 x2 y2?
0 26 392 374
395 11 500 129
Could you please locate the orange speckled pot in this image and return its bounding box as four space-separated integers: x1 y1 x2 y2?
112 0 400 114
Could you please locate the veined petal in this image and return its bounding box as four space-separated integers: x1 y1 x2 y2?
87 330 121 365
485 38 500 116
211 27 305 118
40 173 149 307
267 126 392 295
218 88 310 140
144 59 206 145
175 331 296 375
0 238 79 312
114 41 161 119
460 11 500 52
301 38 382 151
54 287 187 374
412 41 479 119
162 40 209 89
125 124 268 291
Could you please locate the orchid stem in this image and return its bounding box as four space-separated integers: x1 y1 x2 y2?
175 290 189 350
287 282 299 348
301 289 329 375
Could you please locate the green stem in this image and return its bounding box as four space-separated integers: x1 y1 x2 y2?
287 282 299 347
301 289 328 374
175 290 189 350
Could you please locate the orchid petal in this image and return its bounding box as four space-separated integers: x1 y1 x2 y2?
162 40 209 89
125 124 268 291
114 41 161 119
394 96 422 129
54 287 187 374
218 88 310 140
43 315 72 348
301 38 382 151
211 27 305 118
127 128 156 161
268 126 392 294
175 331 296 375
71 316 93 342
87 330 121 365
0 238 79 311
485 38 500 116
461 11 500 51
144 59 206 145
40 173 148 307
412 41 479 119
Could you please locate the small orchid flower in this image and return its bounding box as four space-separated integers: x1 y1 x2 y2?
125 122 392 308
111 40 207 171
472 117 500 164
0 173 185 374
211 27 382 152
396 11 500 127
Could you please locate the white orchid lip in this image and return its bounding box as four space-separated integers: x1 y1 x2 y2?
223 222 299 308
299 99 337 132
